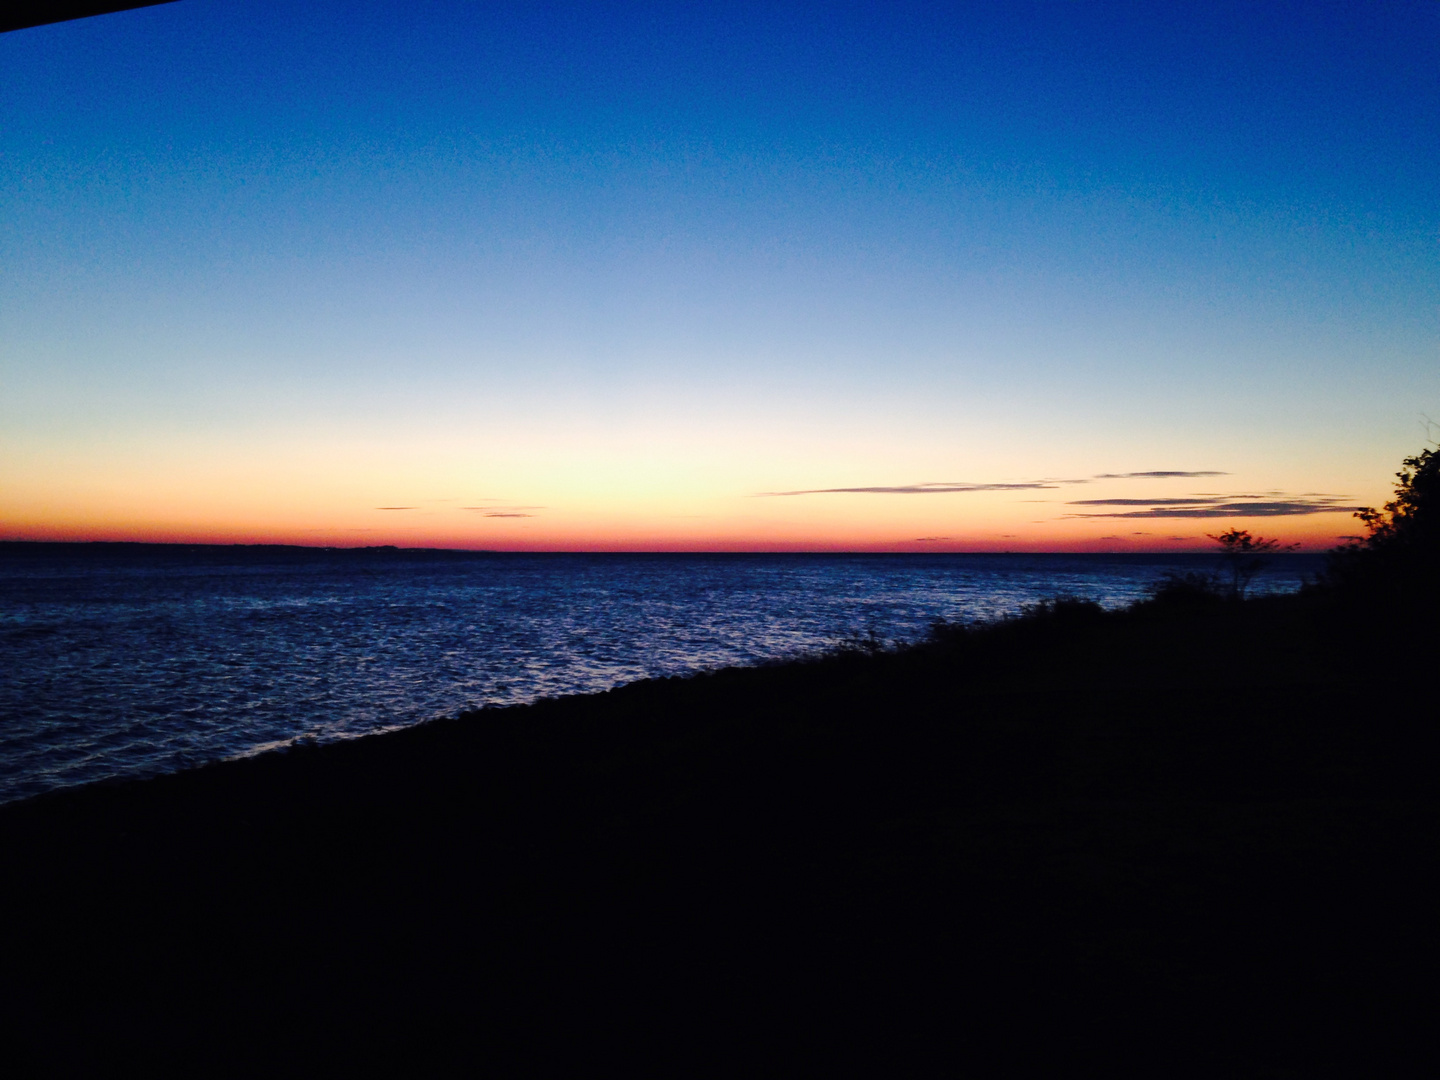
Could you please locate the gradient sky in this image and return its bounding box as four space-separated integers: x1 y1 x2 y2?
3 1 1436 550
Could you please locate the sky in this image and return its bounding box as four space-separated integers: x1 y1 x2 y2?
2 0 1436 551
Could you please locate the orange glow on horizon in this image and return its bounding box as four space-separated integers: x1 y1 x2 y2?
0 437 1375 555
0 514 1357 554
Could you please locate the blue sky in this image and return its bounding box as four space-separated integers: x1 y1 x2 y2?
2 1 1436 548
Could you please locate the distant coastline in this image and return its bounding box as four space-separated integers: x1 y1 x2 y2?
2 539 1310 558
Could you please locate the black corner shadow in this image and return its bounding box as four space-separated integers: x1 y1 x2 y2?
2 1 181 35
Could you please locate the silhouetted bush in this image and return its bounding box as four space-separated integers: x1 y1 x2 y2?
831 626 892 656
925 596 1105 647
1021 595 1106 622
923 617 973 646
1143 570 1226 610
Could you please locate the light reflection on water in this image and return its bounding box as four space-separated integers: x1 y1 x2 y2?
0 550 1318 803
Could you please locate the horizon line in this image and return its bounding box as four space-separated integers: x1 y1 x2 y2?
0 538 1332 556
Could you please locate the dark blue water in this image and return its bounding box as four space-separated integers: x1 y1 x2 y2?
0 546 1321 804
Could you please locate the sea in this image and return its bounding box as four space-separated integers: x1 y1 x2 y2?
0 544 1323 805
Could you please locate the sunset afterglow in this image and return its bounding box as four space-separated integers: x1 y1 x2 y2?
3 2 1434 551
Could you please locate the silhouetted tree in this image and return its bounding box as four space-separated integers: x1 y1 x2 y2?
1327 444 1439 597
1208 528 1297 599
1314 443 1440 673
1351 446 1437 553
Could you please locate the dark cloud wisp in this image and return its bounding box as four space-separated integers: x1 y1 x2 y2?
1092 471 1228 479
461 505 546 518
1067 493 1356 519
1069 498 1240 507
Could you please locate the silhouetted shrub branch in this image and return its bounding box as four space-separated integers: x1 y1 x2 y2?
1207 528 1297 599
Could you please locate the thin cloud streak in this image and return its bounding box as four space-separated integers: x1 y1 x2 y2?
758 482 1061 496
1092 471 1228 479
758 471 1227 497
1070 498 1240 506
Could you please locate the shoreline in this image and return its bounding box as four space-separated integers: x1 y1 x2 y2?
2 585 1434 1067
0 548 1324 806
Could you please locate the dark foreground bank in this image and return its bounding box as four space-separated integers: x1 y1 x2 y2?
2 577 1435 1073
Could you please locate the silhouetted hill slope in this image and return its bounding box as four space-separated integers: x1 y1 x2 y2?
2 586 1434 1072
